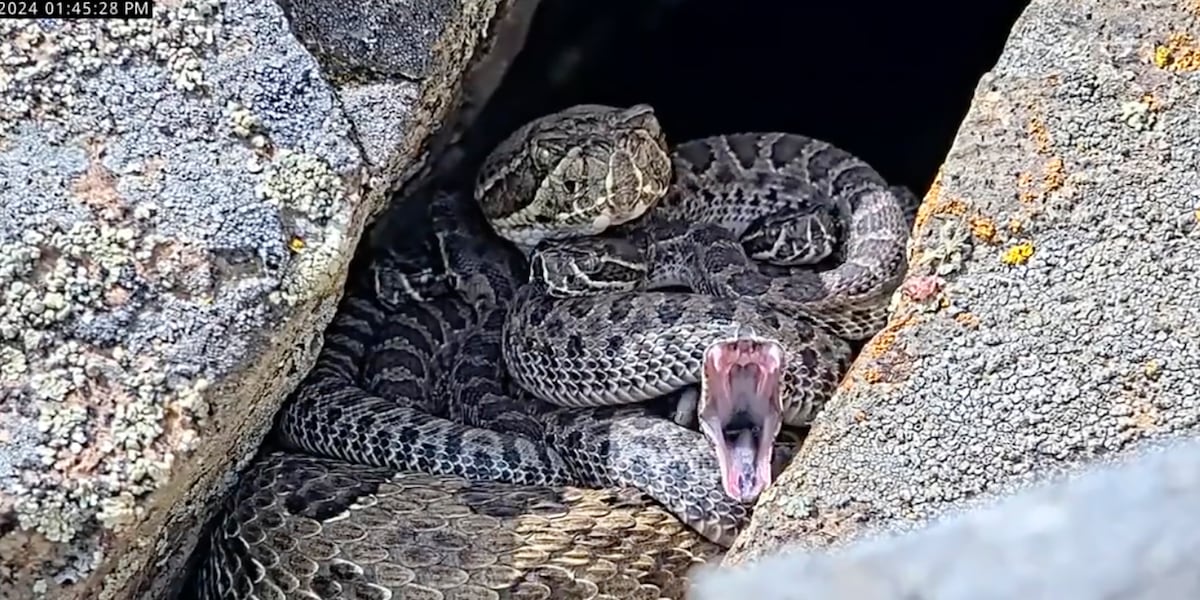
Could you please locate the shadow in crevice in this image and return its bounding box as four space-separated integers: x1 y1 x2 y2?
460 0 1032 197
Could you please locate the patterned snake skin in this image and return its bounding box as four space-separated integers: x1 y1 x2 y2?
476 104 915 501
189 104 915 599
190 187 745 599
194 452 725 599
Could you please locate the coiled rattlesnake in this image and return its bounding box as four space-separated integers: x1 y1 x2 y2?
478 104 913 500
188 104 913 599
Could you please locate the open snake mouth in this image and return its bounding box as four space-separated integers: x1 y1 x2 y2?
698 337 785 503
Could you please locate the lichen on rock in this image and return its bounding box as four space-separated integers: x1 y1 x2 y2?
1 0 521 595
0 0 367 596
724 0 1200 566
1 204 214 551
258 149 346 224
0 0 222 133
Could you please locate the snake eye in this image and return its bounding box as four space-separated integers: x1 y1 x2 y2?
577 255 599 272
564 180 580 194
533 213 553 224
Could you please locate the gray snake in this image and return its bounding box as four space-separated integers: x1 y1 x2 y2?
188 104 914 599
480 104 913 500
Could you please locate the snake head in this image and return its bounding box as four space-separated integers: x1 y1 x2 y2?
698 331 785 503
476 104 672 251
529 237 648 297
741 208 842 267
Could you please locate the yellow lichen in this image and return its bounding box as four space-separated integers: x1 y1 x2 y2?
861 367 883 385
1027 117 1052 154
1143 359 1162 380
1154 45 1172 68
1001 242 1035 265
1043 157 1066 192
954 311 981 329
1154 33 1200 71
914 195 968 232
288 236 306 252
969 216 997 243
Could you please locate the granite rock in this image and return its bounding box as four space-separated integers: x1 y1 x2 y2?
0 0 535 598
694 438 1200 599
722 0 1200 564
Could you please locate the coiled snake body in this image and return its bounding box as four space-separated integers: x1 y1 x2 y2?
481 104 913 500
190 105 914 599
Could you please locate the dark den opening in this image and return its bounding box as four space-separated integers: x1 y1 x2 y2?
468 0 1033 197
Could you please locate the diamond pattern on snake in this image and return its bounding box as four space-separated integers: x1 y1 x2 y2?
188 103 916 599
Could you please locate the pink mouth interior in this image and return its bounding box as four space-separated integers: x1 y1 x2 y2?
699 339 785 503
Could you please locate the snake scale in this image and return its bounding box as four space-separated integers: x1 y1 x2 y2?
187 104 915 599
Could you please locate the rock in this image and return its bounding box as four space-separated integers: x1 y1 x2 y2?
275 0 542 187
692 438 1200 600
0 0 537 598
723 0 1200 563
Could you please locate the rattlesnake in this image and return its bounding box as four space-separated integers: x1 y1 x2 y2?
188 187 745 599
188 104 913 599
478 104 914 500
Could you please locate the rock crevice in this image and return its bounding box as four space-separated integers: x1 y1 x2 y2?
0 1 538 598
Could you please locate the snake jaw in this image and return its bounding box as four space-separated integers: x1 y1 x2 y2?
698 337 785 503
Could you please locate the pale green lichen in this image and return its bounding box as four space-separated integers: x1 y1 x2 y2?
0 0 222 130
12 480 100 544
224 101 272 174
96 492 142 532
37 402 89 454
252 142 356 308
1119 97 1158 131
3 280 74 331
3 212 209 547
225 101 262 139
271 208 353 307
0 344 27 382
1 219 145 348
257 149 346 222
0 231 42 283
915 218 972 276
175 376 212 427
28 370 76 404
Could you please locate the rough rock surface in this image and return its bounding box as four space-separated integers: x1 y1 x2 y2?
692 438 1200 600
0 0 534 598
722 0 1200 563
